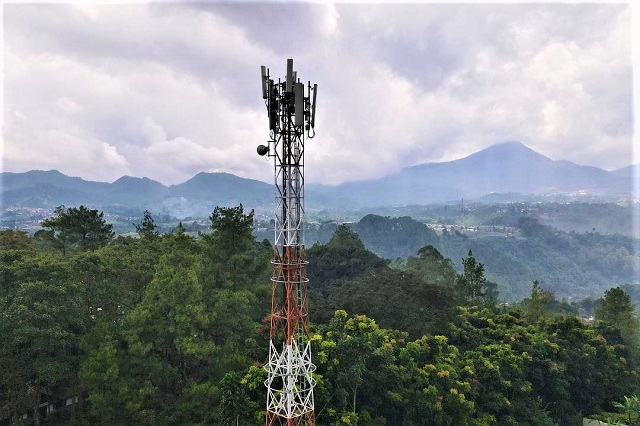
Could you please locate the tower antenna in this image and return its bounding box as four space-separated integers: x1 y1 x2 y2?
257 58 318 426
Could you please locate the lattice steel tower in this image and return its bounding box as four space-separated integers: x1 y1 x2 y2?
257 59 318 426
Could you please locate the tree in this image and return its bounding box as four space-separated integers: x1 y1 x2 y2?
217 371 259 425
199 205 270 367
82 244 218 425
404 245 457 287
0 255 86 426
316 311 397 424
0 230 34 251
134 210 159 240
78 321 124 425
206 204 255 257
80 223 267 424
92 237 164 316
68 240 162 325
199 204 264 328
447 305 636 425
612 395 640 426
307 226 388 323
522 280 554 323
517 217 548 238
327 268 455 338
596 287 640 354
544 315 635 423
310 225 388 284
41 205 114 255
1 231 36 301
456 250 487 304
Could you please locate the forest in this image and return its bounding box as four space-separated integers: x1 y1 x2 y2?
272 212 639 302
1 205 640 425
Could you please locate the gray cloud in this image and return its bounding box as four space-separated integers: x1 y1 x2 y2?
2 3 634 185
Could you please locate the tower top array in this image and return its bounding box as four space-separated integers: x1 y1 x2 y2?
257 59 317 155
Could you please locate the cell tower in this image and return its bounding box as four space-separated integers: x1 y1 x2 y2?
257 59 318 426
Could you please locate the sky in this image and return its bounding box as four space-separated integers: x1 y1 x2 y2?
1 1 637 186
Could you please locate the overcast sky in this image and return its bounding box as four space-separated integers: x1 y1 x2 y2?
2 2 637 185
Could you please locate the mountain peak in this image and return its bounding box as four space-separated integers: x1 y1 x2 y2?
112 175 164 188
492 140 527 148
113 175 138 184
477 141 543 154
25 169 66 177
463 141 552 164
190 171 234 180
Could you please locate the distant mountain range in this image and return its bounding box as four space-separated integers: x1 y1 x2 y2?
1 141 637 218
314 141 636 206
1 170 274 218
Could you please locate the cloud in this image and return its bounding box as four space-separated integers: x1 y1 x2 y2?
307 3 633 180
2 3 633 185
55 97 82 114
4 127 129 182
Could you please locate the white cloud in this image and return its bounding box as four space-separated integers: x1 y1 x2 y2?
141 116 167 144
55 97 82 114
4 128 129 182
2 3 634 185
319 4 340 38
137 117 268 185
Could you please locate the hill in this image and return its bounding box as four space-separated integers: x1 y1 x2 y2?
296 214 639 301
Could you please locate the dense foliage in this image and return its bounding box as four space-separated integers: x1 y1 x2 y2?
1 205 639 425
297 214 639 301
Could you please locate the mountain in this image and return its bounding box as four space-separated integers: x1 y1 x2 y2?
1 170 111 208
1 169 110 194
313 141 634 207
170 172 271 203
1 142 636 216
613 164 640 177
164 172 273 218
0 170 272 218
107 176 168 206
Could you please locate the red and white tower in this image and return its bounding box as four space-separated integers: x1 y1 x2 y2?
257 59 318 426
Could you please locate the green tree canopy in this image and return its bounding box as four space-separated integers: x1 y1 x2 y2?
0 254 87 425
41 205 114 255
134 210 159 240
456 250 488 304
404 244 457 287
522 280 554 323
206 204 255 258
596 287 640 354
0 230 35 251
351 214 440 259
328 268 455 337
308 225 387 288
307 226 388 323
